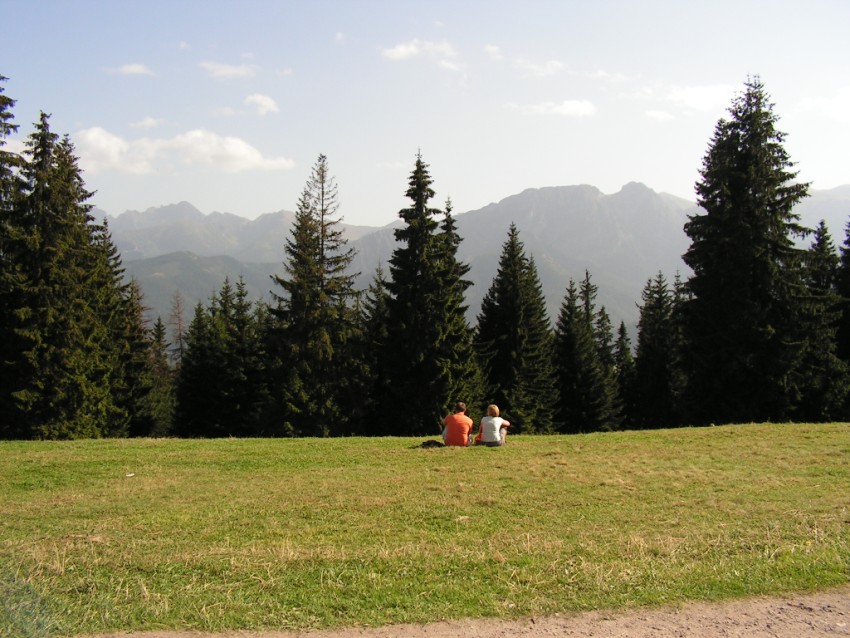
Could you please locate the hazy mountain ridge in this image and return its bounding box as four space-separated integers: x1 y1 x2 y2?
114 183 850 331
103 202 378 262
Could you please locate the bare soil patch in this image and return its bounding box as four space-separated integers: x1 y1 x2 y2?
88 585 849 638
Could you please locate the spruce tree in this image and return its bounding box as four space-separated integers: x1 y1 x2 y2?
432 203 482 422
175 280 269 437
0 75 25 436
269 154 358 436
613 321 636 427
142 316 176 436
0 90 150 439
175 302 219 436
475 224 556 432
594 306 622 429
632 273 681 428
835 222 850 365
682 77 811 424
382 154 477 435
795 221 848 420
357 266 394 435
12 120 123 437
552 278 610 433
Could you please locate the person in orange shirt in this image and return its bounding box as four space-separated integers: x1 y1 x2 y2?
442 402 474 446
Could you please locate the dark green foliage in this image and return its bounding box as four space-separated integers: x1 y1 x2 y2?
175 279 271 437
0 83 162 439
6 119 127 438
682 77 811 425
381 154 479 435
357 267 395 435
613 321 636 425
475 224 556 433
632 273 685 428
593 305 622 429
835 222 850 365
553 275 613 433
794 221 848 420
268 154 359 436
432 204 483 423
0 76 25 435
141 317 176 436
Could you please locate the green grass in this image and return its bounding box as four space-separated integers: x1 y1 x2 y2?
1 424 848 636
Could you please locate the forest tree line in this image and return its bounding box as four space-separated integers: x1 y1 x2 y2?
2 75 849 440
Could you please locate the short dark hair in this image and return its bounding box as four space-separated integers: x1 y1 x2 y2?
454 402 467 413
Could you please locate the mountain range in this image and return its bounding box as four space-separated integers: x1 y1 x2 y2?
106 183 850 334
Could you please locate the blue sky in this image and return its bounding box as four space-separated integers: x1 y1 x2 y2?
4 0 849 226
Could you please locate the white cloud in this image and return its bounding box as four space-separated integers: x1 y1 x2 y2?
76 127 154 174
335 32 345 43
131 116 163 129
586 69 627 82
178 41 191 51
797 87 850 123
514 58 564 77
2 138 26 156
667 84 735 111
76 127 294 175
507 100 596 117
381 39 459 71
646 110 674 121
484 45 503 61
244 93 279 115
114 63 155 76
422 40 456 59
382 41 420 60
169 130 294 171
200 61 257 79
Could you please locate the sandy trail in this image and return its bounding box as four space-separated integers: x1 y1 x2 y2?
87 585 850 637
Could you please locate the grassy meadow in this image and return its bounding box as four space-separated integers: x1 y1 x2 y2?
1 423 849 636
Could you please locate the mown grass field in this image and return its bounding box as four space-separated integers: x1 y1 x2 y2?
1 423 848 637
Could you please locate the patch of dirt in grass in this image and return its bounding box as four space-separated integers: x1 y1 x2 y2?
86 585 850 638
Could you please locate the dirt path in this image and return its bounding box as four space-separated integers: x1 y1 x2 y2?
89 585 850 638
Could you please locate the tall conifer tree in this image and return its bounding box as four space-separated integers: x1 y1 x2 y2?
683 77 810 424
795 221 848 420
0 75 25 436
269 154 358 436
11 120 125 437
476 224 556 432
553 277 611 433
834 222 850 366
633 273 681 428
382 154 477 435
357 266 394 435
142 316 176 436
613 322 636 427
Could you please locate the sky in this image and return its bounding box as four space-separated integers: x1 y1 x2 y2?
4 0 849 227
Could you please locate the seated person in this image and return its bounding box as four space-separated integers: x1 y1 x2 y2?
475 404 510 447
443 402 474 446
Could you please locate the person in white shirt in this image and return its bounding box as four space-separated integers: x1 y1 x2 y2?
474 404 510 447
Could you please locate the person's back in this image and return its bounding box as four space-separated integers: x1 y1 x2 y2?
476 404 510 447
443 403 473 446
479 415 506 442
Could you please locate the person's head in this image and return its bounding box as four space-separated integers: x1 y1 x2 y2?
454 401 467 414
486 404 500 417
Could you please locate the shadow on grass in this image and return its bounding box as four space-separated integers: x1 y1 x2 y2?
0 560 61 638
